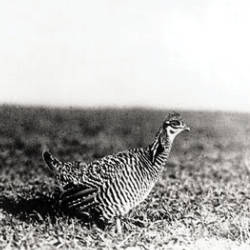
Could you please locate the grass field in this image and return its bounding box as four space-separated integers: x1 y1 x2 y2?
0 105 250 249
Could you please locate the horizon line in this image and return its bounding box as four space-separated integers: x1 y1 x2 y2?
0 102 249 115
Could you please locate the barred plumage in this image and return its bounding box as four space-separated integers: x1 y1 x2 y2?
43 112 190 224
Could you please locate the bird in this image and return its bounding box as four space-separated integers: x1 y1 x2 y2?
43 112 190 229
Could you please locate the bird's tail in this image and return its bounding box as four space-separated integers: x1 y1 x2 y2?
42 150 62 172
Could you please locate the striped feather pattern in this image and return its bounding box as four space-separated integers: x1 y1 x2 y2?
43 112 189 222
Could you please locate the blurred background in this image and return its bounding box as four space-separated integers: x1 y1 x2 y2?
0 0 250 112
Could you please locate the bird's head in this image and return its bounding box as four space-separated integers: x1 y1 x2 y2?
162 112 190 140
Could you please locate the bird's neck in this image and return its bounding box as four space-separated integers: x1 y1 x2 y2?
147 129 173 170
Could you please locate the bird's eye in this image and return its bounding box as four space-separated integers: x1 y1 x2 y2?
170 120 181 127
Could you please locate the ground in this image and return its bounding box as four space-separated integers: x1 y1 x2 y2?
0 105 250 249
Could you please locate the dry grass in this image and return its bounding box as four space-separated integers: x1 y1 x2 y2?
0 105 250 249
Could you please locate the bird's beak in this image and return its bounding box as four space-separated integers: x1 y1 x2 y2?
184 125 190 132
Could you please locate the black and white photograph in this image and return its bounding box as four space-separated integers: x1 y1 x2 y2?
0 1 250 249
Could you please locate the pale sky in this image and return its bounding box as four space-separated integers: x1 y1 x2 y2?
0 0 250 111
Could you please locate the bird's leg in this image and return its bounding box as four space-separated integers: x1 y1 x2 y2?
114 216 136 232
116 217 122 234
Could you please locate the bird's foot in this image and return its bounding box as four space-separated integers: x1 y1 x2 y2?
111 216 146 234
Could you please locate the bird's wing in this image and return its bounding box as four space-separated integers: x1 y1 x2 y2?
60 183 99 211
60 151 137 210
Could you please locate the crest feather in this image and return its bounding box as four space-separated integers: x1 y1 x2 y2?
165 112 182 122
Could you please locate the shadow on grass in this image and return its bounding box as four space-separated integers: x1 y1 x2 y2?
0 192 108 229
0 192 63 223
